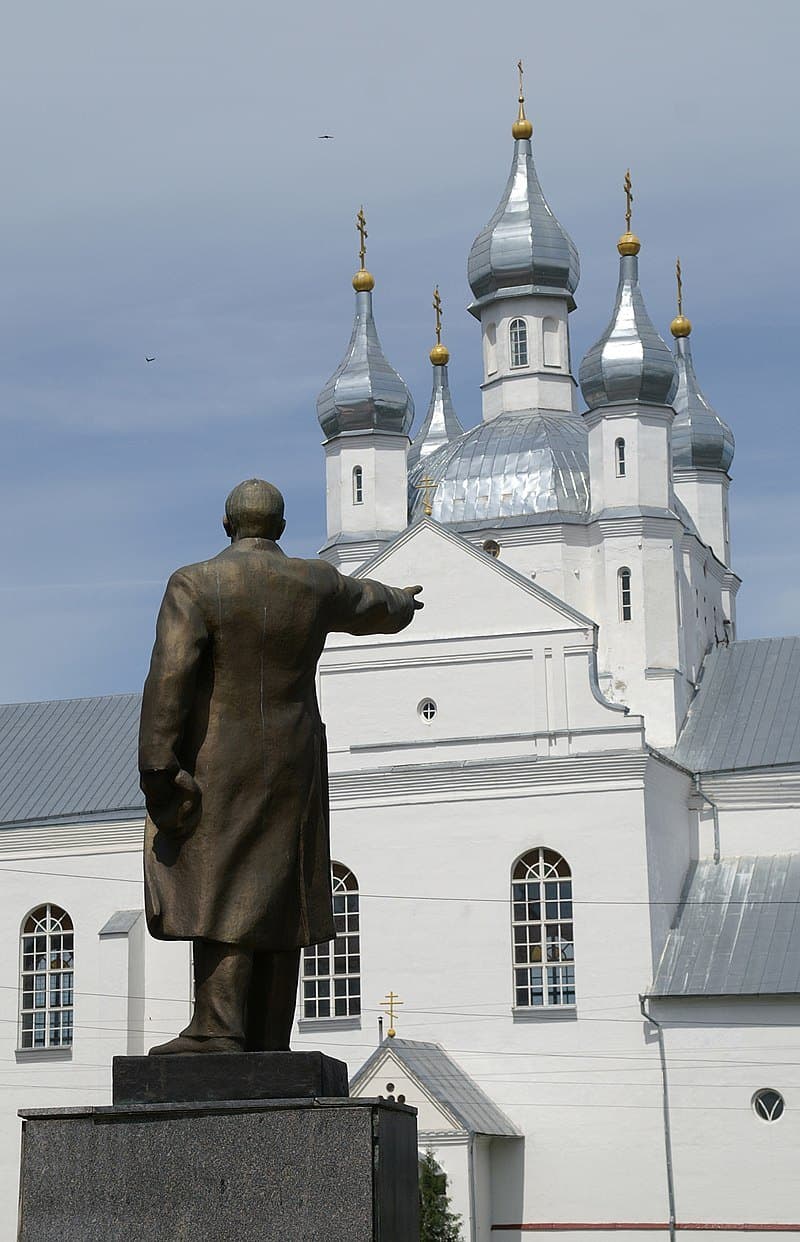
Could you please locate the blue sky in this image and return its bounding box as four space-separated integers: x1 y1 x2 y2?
1 0 797 703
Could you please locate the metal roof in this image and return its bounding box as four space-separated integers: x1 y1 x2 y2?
651 855 800 997
0 693 143 826
351 1039 520 1136
408 361 464 471
670 637 800 773
672 334 735 473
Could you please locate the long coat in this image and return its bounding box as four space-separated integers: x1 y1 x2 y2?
139 537 415 951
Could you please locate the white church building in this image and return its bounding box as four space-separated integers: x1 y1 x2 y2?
1 82 799 1240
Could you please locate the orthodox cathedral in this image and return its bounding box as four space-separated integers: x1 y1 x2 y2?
0 76 798 1240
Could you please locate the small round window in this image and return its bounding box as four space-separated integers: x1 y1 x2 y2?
418 698 437 722
752 1089 784 1122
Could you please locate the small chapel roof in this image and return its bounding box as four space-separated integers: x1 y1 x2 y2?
0 692 143 827
351 1038 521 1137
670 637 800 773
651 854 800 998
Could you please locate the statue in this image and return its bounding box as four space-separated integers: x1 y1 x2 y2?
138 478 423 1054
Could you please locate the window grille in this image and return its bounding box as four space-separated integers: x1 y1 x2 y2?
619 568 632 621
302 865 360 1019
418 698 437 721
509 318 529 368
352 466 364 505
20 905 74 1049
512 848 575 1008
615 437 626 477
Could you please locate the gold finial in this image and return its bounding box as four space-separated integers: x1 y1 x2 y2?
429 286 450 365
618 168 641 256
352 206 375 292
381 990 403 1039
415 474 438 517
671 256 692 337
512 59 533 141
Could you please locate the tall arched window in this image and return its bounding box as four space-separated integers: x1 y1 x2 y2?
543 317 560 367
618 568 632 621
615 437 626 477
509 318 528 368
352 466 364 505
20 905 74 1049
512 849 575 1008
302 864 360 1020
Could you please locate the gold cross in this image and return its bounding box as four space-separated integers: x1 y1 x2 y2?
432 286 443 345
624 169 634 232
356 206 368 269
381 990 403 1038
676 256 683 316
415 474 438 517
517 58 525 104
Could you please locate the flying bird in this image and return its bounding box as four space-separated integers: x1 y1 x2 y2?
317 134 334 139
145 356 156 363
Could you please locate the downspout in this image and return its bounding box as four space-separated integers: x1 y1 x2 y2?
694 774 720 863
639 994 676 1242
467 1133 477 1242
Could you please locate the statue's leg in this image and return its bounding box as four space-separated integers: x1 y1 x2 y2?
244 948 301 1052
149 939 252 1054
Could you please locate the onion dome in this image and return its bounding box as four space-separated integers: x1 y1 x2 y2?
317 210 414 439
467 67 580 315
579 174 677 410
409 288 464 470
670 261 734 472
408 410 589 524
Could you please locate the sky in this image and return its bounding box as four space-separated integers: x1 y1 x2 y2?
0 0 798 703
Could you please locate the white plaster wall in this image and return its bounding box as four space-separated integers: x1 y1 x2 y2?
479 294 577 420
585 405 674 514
324 432 408 540
674 470 731 566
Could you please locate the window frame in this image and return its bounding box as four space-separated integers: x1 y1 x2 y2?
619 567 632 622
301 864 361 1022
509 318 529 369
511 848 576 1011
615 437 626 478
19 904 75 1051
352 465 364 505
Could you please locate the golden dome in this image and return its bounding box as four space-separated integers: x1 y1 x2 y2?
352 268 375 292
429 343 450 366
670 314 692 338
617 232 641 256
512 115 533 140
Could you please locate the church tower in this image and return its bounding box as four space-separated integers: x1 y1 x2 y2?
317 210 414 570
407 287 463 473
466 64 580 422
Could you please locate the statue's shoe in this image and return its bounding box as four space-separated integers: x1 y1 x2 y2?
148 1035 243 1055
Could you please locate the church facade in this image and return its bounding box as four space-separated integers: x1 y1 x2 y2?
0 82 798 1240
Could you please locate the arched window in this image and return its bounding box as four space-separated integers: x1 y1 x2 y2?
512 849 575 1008
509 318 528 368
302 864 360 1020
619 568 632 621
352 466 364 505
543 317 560 367
20 905 74 1049
615 437 626 478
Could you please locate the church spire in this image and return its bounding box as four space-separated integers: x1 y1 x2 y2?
408 287 464 470
670 260 734 473
512 59 533 141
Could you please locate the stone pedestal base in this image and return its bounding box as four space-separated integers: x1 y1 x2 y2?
19 1096 418 1241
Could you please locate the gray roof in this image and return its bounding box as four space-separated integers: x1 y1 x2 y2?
0 693 143 826
467 135 580 315
316 287 414 439
408 361 463 471
351 1039 520 1136
672 334 735 473
579 249 678 411
651 855 800 997
670 637 800 773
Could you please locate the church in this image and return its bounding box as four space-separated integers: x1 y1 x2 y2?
0 75 798 1240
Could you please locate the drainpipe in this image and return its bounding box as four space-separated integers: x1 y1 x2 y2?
639 994 676 1242
694 774 720 863
467 1134 477 1242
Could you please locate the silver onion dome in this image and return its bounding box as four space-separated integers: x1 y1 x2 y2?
671 335 734 472
579 246 677 411
408 360 464 471
408 410 589 524
467 135 580 316
317 287 414 439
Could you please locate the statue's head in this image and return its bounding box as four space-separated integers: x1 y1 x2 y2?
223 479 286 542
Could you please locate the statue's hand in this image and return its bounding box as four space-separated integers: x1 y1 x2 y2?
141 768 201 835
404 585 424 612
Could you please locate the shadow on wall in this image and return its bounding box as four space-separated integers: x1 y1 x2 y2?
491 1136 525 1232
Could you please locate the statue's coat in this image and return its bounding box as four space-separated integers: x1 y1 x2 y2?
139 538 415 951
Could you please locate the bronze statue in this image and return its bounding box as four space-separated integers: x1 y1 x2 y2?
139 479 422 1054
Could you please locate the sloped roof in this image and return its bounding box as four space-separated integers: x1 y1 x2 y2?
651 855 800 997
0 693 143 826
670 637 800 773
351 1038 520 1137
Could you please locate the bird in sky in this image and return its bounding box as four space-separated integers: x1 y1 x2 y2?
317 134 334 139
145 356 156 363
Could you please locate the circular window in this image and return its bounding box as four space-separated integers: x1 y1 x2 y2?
752 1089 784 1122
482 539 500 558
418 698 437 722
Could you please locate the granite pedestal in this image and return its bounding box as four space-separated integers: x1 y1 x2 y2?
18 1054 419 1241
